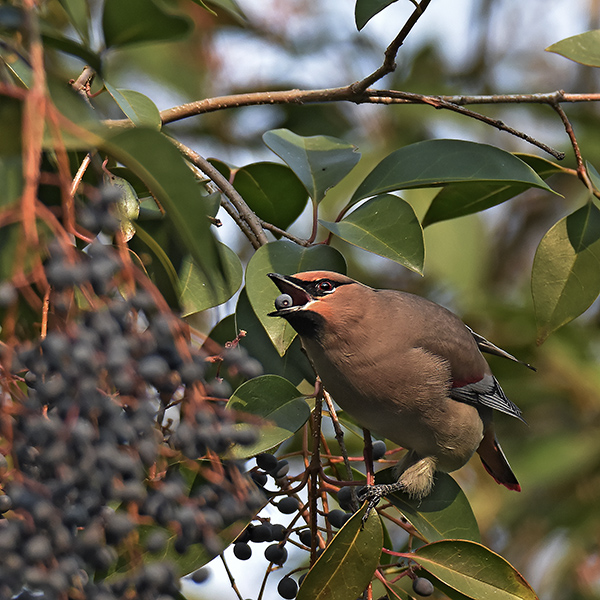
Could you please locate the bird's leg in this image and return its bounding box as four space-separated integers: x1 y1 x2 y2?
358 481 407 523
358 455 437 523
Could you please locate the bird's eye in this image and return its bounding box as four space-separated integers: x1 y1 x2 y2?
317 280 334 292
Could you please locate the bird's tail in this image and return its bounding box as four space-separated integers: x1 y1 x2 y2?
476 426 521 491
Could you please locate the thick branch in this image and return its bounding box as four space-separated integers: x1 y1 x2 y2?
152 88 600 159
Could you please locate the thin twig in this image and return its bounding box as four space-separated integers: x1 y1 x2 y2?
371 90 565 159
21 0 46 247
309 391 323 565
170 139 268 248
260 220 311 246
70 153 93 197
550 101 597 194
323 389 360 511
352 0 433 93
69 66 95 106
219 553 245 600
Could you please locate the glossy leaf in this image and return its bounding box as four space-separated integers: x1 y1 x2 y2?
235 290 315 385
100 128 222 298
232 162 308 234
532 202 600 343
320 194 424 274
423 183 530 227
179 242 243 316
40 27 103 74
297 503 383 600
46 77 103 146
102 0 192 48
57 0 90 44
245 240 347 355
131 222 181 308
546 30 600 67
210 293 315 386
423 153 564 226
516 153 568 178
0 44 33 88
355 0 398 31
412 540 538 600
263 129 361 204
376 468 480 543
586 161 600 192
227 375 310 458
104 83 161 129
351 139 554 206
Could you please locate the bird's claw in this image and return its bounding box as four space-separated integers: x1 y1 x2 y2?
357 485 386 526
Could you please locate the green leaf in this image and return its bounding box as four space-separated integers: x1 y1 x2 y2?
209 294 315 386
104 83 161 129
412 540 538 600
203 0 247 22
263 129 361 204
100 128 222 296
232 162 308 234
376 468 480 543
102 0 193 48
0 223 20 282
0 44 33 88
532 202 600 343
422 153 565 226
423 183 530 227
226 375 310 458
351 139 554 206
179 242 243 316
297 503 383 600
586 161 600 192
131 221 181 308
355 0 398 31
515 153 568 178
0 156 23 207
546 30 600 67
320 194 424 274
235 290 316 386
40 27 103 74
245 240 347 355
57 0 90 44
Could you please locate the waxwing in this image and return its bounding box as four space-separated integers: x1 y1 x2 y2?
268 271 529 501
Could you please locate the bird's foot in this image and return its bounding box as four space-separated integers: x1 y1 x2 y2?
357 482 405 525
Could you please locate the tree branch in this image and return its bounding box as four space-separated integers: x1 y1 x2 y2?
170 139 269 248
352 0 433 93
149 88 600 160
549 101 597 195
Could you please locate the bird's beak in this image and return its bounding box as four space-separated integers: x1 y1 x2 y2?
267 273 312 317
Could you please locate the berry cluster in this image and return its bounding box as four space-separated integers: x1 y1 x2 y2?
0 232 263 599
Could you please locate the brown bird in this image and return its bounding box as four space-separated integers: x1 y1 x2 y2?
268 271 529 502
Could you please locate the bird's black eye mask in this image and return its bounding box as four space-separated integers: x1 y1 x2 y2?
290 277 353 298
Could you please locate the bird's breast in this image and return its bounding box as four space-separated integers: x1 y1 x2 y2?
302 335 484 468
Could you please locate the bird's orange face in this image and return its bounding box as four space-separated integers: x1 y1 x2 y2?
267 271 357 337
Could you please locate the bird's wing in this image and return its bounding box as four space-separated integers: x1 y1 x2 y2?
449 373 526 423
466 326 536 371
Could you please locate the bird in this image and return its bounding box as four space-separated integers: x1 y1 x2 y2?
267 270 531 503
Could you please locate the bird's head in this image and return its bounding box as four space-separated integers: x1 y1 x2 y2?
267 271 363 338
